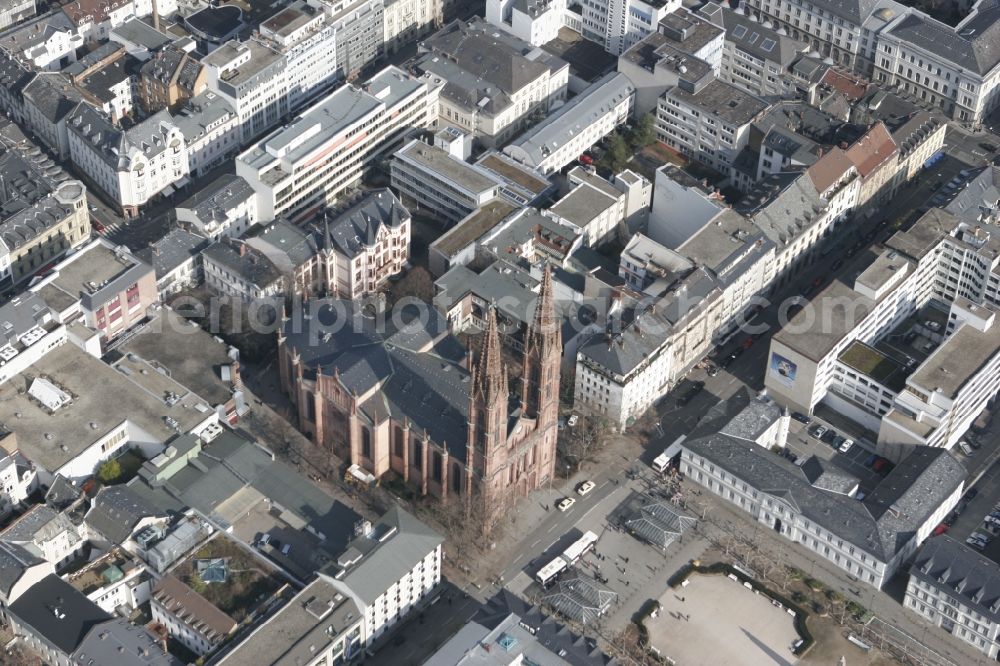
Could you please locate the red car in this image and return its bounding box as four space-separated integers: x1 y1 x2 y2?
742 337 754 350
579 154 594 166
932 523 950 536
92 220 105 233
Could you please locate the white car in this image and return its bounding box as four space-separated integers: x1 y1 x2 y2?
838 438 854 454
577 480 596 496
971 531 992 544
567 414 579 427
557 497 576 512
968 537 987 550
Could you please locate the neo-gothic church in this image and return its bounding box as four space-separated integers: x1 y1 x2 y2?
278 266 561 509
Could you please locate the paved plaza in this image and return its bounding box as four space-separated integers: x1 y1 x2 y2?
647 573 801 666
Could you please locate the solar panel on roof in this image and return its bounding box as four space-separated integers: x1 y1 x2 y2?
761 38 776 51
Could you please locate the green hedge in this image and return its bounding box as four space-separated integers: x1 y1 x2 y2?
662 561 815 656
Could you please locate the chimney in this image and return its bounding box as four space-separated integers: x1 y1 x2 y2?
239 243 246 257
151 0 160 32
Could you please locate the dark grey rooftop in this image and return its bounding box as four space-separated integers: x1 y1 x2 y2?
684 429 965 562
62 41 124 78
111 18 172 51
72 619 181 665
177 173 255 222
886 4 1000 75
706 5 806 65
911 535 1000 622
85 485 164 545
8 574 111 656
666 78 767 126
22 73 83 124
248 220 317 273
0 540 45 599
283 299 470 456
801 457 860 495
78 57 132 102
322 189 409 260
203 239 283 291
136 228 209 279
322 506 442 605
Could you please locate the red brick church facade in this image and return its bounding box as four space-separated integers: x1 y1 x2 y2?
278 267 561 509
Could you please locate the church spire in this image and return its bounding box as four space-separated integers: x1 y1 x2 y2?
474 307 507 402
521 264 561 418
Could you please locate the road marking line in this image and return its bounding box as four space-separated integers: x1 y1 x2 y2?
530 539 540 548
547 524 557 533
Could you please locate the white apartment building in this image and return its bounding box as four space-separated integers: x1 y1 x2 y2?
0 0 34 31
237 65 440 222
873 1 1000 126
656 77 768 178
699 3 809 98
324 507 442 646
21 73 84 161
549 166 651 245
258 1 340 114
417 19 569 147
384 0 441 53
486 0 567 46
66 106 188 218
391 131 503 223
617 9 725 115
203 39 288 145
743 0 904 72
176 173 259 241
504 71 635 175
580 0 682 56
907 535 1000 660
1 13 84 70
172 91 241 177
683 427 965 588
0 504 85 569
217 579 364 665
0 450 38 517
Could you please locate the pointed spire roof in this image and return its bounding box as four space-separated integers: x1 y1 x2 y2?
528 264 559 345
475 307 507 400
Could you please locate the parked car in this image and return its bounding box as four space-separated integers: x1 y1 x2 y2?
838 438 854 454
810 425 828 439
820 429 838 444
932 523 949 536
967 537 987 550
677 382 705 406
791 412 810 424
971 531 992 543
254 533 271 549
830 435 846 449
965 488 980 501
865 454 878 467
979 142 998 152
707 365 720 377
557 497 576 512
281 543 292 556
567 414 579 427
577 480 596 496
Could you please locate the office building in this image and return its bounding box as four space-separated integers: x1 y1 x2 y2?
581 0 682 56
415 18 569 147
237 66 439 222
258 1 339 113
907 535 1000 659
323 507 442 645
504 71 635 175
203 39 288 145
681 393 965 589
67 106 189 218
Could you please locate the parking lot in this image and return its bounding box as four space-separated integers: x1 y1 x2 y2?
784 419 889 494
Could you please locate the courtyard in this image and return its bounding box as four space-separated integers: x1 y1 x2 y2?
647 573 801 666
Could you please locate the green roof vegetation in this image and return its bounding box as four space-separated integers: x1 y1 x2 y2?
838 341 909 392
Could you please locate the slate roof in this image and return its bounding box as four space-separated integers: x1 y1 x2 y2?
136 228 209 278
805 0 879 24
202 238 284 292
67 106 180 170
801 457 860 495
0 540 45 599
72 618 180 665
85 485 163 545
45 474 83 511
911 535 1000 622
419 19 554 113
683 432 965 563
22 73 84 124
284 299 471 456
247 220 318 273
737 172 826 247
8 574 111 656
711 5 805 65
177 173 254 222
444 589 617 665
323 505 442 605
78 57 134 103
1 504 82 555
323 189 409 259
886 3 1000 75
